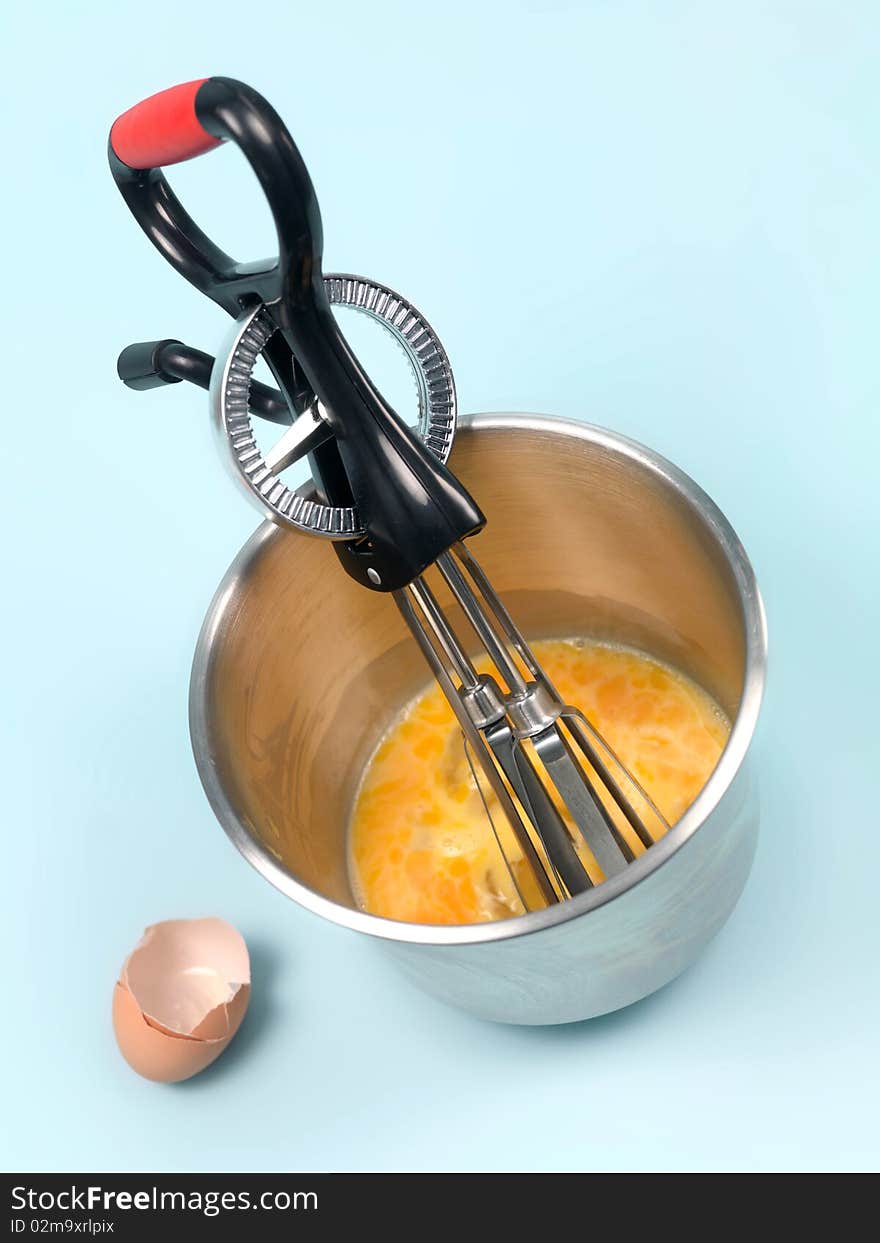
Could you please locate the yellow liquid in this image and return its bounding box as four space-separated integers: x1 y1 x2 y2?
349 639 729 925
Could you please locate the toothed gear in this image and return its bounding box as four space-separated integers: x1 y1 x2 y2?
212 274 458 538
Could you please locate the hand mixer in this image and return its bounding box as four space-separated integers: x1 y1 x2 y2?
109 77 667 911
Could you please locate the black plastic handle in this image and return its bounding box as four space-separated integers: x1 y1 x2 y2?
117 340 293 425
109 77 320 317
110 78 485 590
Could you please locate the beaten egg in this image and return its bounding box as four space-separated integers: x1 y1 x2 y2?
349 639 729 925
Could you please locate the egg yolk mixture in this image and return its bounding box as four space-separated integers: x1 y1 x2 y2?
349 639 729 925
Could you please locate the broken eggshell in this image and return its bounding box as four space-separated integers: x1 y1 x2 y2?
113 917 250 1083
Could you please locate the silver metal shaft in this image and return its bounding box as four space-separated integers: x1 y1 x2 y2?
394 586 558 906
394 543 669 909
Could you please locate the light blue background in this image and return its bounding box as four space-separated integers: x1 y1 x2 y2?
2 1 878 1172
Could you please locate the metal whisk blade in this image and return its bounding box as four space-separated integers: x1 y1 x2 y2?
394 544 669 911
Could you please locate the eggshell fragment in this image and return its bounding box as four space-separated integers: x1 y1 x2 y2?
113 918 250 1083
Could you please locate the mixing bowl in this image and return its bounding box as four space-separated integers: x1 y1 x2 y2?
190 413 766 1024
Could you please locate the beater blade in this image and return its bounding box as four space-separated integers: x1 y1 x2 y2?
395 543 669 909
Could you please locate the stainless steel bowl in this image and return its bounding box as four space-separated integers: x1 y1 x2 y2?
190 414 767 1024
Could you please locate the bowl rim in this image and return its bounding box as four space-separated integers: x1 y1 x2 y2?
189 412 767 947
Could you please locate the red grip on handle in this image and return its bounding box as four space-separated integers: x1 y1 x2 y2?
110 79 222 170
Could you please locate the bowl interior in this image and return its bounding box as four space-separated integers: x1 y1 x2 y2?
194 415 760 924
